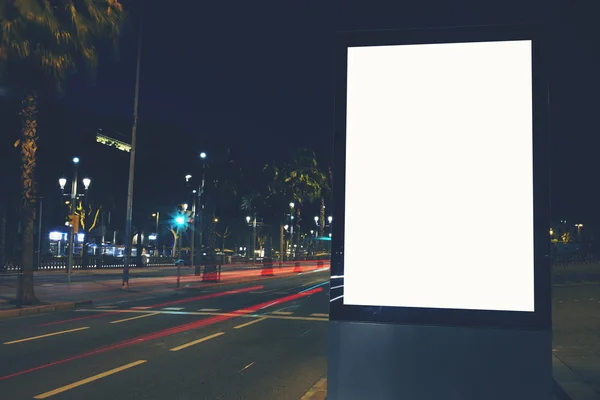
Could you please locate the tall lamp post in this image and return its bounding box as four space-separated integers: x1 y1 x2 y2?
122 4 144 290
289 202 295 260
152 212 159 255
190 151 207 274
59 157 80 284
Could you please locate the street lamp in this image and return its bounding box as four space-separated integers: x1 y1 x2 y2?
185 174 192 182
82 177 91 190
152 212 160 253
190 151 208 269
328 216 333 224
575 224 583 242
62 157 81 284
314 216 319 225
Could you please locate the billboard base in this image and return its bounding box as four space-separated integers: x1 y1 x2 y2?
327 320 552 400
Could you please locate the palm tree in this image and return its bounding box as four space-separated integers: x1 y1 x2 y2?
73 200 101 268
281 149 328 259
0 1 125 303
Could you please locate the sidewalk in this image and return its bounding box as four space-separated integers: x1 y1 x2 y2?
300 378 326 400
299 283 600 400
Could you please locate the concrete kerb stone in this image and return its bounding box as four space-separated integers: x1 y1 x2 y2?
0 299 94 319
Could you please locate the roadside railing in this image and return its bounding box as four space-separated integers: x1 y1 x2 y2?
2 256 176 272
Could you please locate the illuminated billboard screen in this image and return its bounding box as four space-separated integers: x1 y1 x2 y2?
342 40 535 312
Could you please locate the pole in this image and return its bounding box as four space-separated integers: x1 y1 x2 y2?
67 164 78 284
252 214 257 265
155 212 159 256
36 198 43 270
177 226 182 288
279 223 284 266
190 200 196 267
155 212 159 238
122 7 143 289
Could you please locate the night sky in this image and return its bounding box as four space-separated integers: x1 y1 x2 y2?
1 0 600 233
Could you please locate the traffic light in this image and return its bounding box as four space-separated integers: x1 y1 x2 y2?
69 214 79 233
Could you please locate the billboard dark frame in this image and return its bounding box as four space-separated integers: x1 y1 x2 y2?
330 24 551 331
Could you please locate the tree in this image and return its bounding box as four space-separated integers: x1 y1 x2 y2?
0 1 125 303
215 225 232 252
281 149 328 259
73 200 101 268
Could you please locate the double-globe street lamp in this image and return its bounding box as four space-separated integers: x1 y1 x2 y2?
58 157 91 283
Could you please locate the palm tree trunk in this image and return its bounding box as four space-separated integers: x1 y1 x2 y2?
19 91 39 304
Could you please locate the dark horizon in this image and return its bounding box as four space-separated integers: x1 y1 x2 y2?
1 0 600 228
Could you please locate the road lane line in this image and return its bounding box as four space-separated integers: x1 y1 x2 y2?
113 296 156 304
310 313 329 318
169 332 225 352
33 360 147 399
4 327 90 345
95 306 117 309
130 306 152 310
77 309 330 322
198 308 220 312
110 312 159 324
162 307 185 311
271 311 294 315
238 362 255 373
234 317 267 329
39 313 117 327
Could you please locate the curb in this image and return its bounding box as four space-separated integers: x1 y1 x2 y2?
0 300 93 320
553 354 599 400
300 377 327 400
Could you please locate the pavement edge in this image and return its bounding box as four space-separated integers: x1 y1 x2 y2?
300 377 327 400
553 354 598 400
0 299 93 320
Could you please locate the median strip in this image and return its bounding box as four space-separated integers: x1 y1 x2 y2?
4 327 90 345
33 360 147 399
170 332 225 352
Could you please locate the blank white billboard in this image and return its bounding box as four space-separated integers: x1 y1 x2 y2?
343 40 534 312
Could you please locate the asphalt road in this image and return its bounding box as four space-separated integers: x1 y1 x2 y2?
0 269 330 400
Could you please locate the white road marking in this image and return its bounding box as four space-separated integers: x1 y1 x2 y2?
162 307 185 311
198 308 220 312
131 306 152 310
96 306 118 309
271 311 293 315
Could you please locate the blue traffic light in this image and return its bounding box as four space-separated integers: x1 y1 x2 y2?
175 216 185 225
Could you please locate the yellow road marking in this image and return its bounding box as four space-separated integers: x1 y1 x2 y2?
170 332 225 352
271 311 294 315
234 317 267 329
33 360 147 399
4 327 90 345
310 313 329 318
110 312 159 324
77 309 329 322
